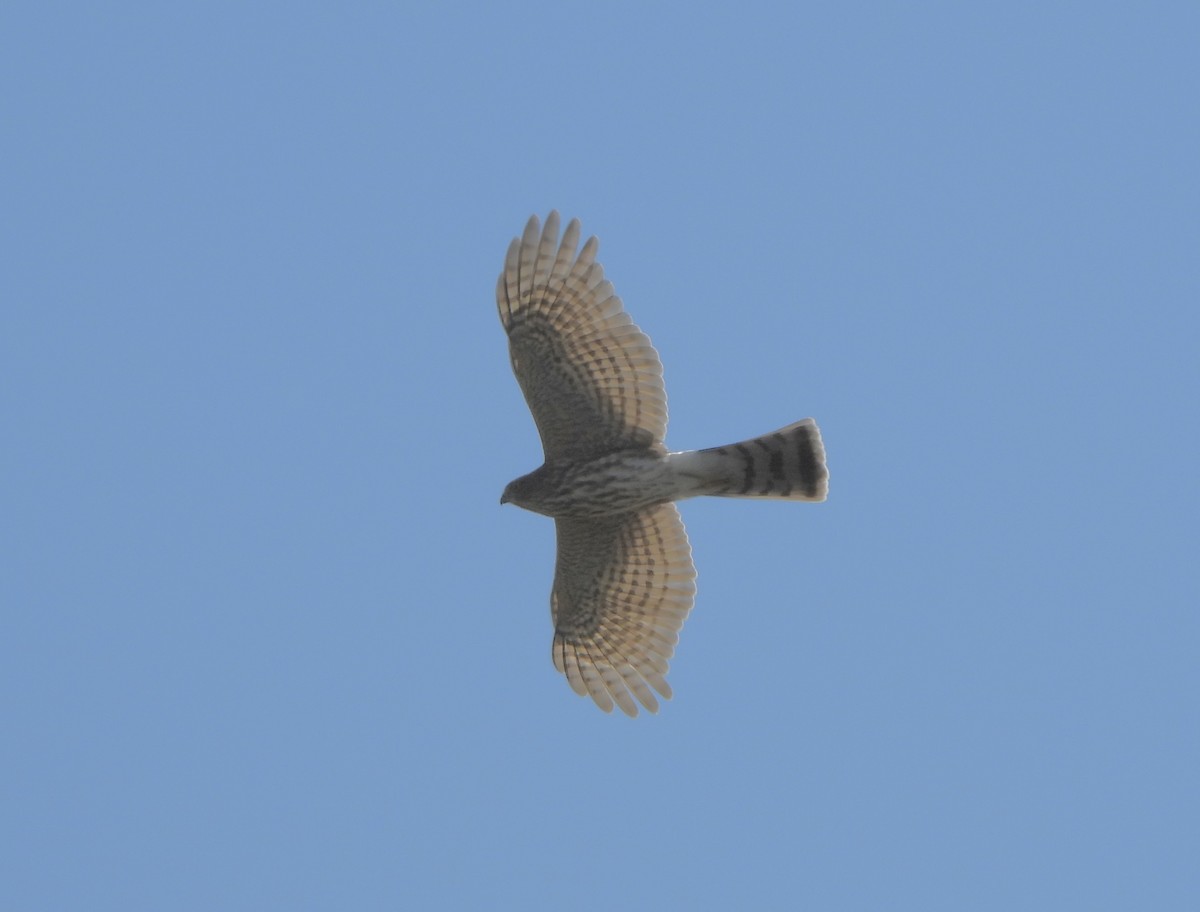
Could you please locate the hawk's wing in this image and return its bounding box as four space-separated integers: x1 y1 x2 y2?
497 212 668 462
550 504 696 716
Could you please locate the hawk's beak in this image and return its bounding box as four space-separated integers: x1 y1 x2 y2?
499 492 510 505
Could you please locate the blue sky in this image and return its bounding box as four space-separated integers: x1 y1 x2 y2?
4 2 1198 909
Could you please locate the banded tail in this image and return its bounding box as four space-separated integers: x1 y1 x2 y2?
669 419 829 502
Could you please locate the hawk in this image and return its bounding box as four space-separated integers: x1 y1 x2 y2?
498 212 828 716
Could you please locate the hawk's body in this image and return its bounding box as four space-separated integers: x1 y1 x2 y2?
498 212 828 716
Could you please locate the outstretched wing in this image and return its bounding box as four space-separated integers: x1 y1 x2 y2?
550 503 696 716
497 212 668 462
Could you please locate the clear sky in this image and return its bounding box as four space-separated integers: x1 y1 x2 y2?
4 2 1198 909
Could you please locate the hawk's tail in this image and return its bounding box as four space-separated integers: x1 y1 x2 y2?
670 419 828 502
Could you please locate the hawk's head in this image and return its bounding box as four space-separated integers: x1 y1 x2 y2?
499 467 553 515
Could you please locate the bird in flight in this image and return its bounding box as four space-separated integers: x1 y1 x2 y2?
498 212 828 716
